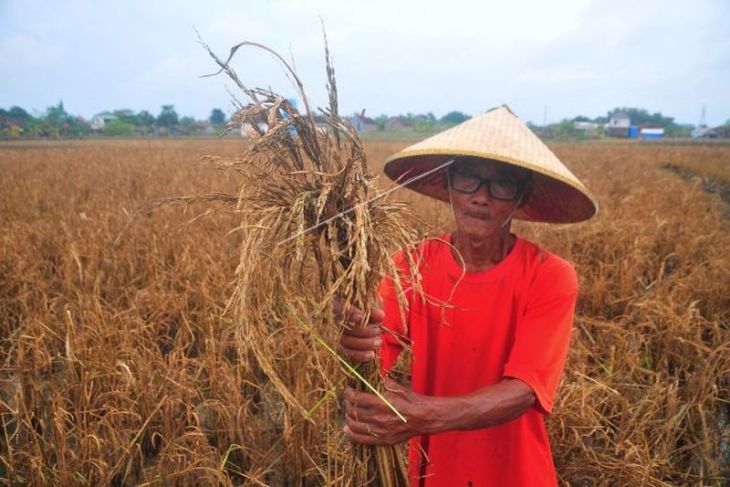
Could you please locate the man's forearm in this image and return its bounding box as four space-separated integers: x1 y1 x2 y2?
419 378 536 434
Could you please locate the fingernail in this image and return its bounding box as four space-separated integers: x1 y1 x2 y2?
374 338 382 348
367 351 375 360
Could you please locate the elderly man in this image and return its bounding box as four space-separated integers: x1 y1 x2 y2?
339 106 597 486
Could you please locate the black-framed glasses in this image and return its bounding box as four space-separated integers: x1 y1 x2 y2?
447 167 529 201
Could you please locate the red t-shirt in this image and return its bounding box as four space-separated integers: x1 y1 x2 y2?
379 234 578 487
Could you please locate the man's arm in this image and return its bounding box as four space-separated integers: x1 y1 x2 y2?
343 377 535 446
429 377 536 432
338 301 536 446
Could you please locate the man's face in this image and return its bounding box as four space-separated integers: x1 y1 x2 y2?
447 158 531 239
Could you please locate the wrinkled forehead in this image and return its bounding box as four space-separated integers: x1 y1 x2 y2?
451 156 531 180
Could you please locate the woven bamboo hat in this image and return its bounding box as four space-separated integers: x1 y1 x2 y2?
383 105 598 223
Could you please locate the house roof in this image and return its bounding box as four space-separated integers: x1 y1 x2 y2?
93 112 117 120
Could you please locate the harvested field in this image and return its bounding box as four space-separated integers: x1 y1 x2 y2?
0 139 728 485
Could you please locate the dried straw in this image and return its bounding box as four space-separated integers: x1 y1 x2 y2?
196 34 421 485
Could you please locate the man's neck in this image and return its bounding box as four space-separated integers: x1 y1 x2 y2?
451 228 515 273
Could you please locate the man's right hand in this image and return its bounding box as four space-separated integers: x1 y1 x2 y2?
334 298 385 363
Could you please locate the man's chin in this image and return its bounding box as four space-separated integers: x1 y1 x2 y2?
457 223 500 240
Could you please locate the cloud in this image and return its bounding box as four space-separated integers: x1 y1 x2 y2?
516 68 601 84
1 0 728 124
497 0 730 122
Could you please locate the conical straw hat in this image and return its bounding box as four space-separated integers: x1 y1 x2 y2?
383 105 598 223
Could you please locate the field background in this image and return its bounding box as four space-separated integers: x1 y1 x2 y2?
1 139 728 486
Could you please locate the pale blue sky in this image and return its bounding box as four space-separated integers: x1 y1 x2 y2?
1 0 728 125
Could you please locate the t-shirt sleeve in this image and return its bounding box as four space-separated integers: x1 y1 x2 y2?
502 256 579 415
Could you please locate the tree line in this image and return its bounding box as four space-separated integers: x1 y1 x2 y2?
3 102 722 140
369 111 472 132
0 103 474 139
0 102 228 139
529 106 730 140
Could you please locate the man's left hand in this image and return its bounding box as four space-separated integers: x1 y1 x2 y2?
343 377 436 446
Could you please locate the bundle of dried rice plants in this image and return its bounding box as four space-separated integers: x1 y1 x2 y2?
196 37 420 485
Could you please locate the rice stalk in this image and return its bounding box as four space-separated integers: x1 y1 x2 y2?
197 34 420 485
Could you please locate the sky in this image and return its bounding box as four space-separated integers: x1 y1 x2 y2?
1 0 729 126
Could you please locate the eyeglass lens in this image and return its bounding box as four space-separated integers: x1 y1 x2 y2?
450 170 519 200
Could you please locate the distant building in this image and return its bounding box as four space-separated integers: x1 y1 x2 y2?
705 125 730 138
573 121 600 131
361 117 378 133
639 127 664 140
691 126 709 138
385 116 413 131
347 114 379 133
607 111 631 137
90 112 117 131
609 112 631 128
689 123 730 139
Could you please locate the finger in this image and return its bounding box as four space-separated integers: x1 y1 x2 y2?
344 387 371 408
383 377 408 395
345 411 386 438
344 304 364 324
340 334 382 352
341 324 381 339
345 400 378 422
344 386 355 400
369 306 385 324
344 387 381 411
345 418 406 447
345 389 391 413
338 331 382 363
347 304 385 327
336 345 376 363
343 424 384 446
333 298 363 322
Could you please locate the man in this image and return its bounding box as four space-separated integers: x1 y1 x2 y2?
339 106 598 486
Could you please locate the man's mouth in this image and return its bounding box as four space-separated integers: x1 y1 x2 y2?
464 211 491 221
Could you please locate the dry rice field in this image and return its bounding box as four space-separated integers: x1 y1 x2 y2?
1 139 728 486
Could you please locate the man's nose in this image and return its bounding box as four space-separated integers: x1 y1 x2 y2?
469 181 492 204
